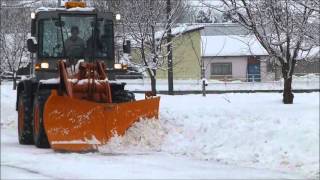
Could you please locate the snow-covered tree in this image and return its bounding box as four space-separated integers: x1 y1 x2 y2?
221 11 236 23
196 10 213 23
0 5 30 89
202 0 320 104
187 32 208 97
93 0 185 93
122 0 185 93
91 0 120 13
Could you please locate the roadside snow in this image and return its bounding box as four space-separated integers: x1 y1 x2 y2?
100 93 319 179
1 81 319 179
1 128 300 179
123 75 320 91
1 82 17 128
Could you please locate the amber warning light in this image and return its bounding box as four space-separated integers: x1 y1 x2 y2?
65 1 86 9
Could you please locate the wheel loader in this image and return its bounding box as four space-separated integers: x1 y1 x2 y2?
16 1 160 152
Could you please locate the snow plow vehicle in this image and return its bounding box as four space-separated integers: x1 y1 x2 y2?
16 1 160 152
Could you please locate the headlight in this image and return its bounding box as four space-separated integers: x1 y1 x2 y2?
35 62 49 71
31 12 36 19
115 14 121 21
40 62 49 69
35 63 41 70
114 63 122 69
122 64 128 70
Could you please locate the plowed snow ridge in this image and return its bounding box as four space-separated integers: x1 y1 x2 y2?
100 93 319 179
1 82 318 179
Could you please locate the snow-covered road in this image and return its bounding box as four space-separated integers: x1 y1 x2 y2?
2 128 301 179
1 82 318 179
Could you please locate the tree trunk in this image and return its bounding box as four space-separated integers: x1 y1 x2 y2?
167 0 174 95
281 58 296 104
201 67 206 97
13 73 17 90
151 75 156 94
150 25 157 95
202 80 206 97
283 76 294 104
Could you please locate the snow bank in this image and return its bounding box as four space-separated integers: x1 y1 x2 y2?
1 83 17 128
1 81 318 178
100 93 319 179
124 77 320 91
99 119 166 154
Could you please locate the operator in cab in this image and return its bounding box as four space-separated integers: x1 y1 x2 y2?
64 26 85 58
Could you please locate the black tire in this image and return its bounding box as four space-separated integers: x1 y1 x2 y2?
17 92 34 145
33 91 50 148
112 90 135 103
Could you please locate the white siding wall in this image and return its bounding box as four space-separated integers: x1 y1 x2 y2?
203 56 248 80
203 56 274 81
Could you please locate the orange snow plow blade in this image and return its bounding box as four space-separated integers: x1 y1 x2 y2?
43 90 160 152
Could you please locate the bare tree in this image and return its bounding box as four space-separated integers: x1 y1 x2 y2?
297 0 320 13
187 30 208 96
91 0 121 12
101 0 185 93
202 0 319 104
0 5 30 89
122 0 165 93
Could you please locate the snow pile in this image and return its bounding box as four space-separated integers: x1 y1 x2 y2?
1 82 318 178
292 73 320 82
124 78 320 91
100 93 319 179
99 118 167 154
0 83 17 128
161 107 318 178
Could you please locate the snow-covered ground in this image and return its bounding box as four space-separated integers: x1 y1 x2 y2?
1 81 319 179
124 74 320 91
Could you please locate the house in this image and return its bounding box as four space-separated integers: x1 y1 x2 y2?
129 25 205 80
156 23 273 82
200 23 275 82
156 25 204 79
201 23 250 36
129 23 273 81
131 23 318 81
294 47 320 75
201 35 270 82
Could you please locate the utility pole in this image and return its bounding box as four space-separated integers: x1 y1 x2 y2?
167 0 174 95
58 0 61 7
201 59 206 97
0 0 2 86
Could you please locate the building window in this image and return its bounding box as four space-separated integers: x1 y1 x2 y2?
210 63 232 76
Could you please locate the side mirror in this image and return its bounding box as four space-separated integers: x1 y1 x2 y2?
123 40 131 54
27 38 37 53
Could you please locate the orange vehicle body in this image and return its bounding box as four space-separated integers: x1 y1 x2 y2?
43 61 160 152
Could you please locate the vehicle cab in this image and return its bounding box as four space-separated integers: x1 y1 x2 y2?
27 2 116 80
